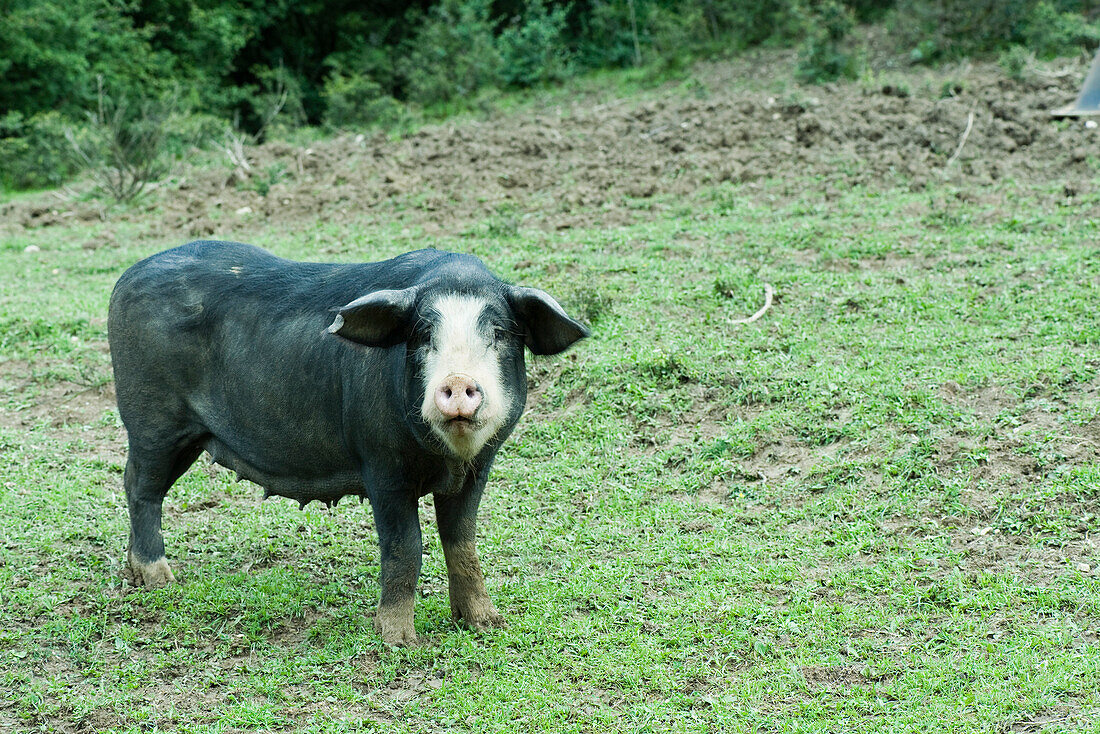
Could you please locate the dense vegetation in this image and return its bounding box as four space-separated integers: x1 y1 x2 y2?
2 0 1099 191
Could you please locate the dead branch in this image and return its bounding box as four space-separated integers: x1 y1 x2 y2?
222 129 253 178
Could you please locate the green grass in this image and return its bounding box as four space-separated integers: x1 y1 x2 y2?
2 120 1099 733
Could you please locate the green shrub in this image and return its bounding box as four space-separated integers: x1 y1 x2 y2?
400 0 502 106
252 63 310 137
647 0 711 66
161 112 230 158
575 0 731 69
707 0 813 50
246 163 287 197
154 3 263 117
0 0 170 121
576 0 648 69
796 0 862 84
0 111 81 190
892 0 1100 62
498 0 573 87
998 45 1038 81
321 73 405 129
67 81 173 202
891 0 1026 62
846 0 896 22
1022 1 1100 59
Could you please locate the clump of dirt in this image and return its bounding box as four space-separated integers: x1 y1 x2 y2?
0 362 116 432
4 54 1099 239
0 351 124 470
800 663 892 690
937 380 1100 493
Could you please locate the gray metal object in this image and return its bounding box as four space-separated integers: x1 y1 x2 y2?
1053 49 1100 117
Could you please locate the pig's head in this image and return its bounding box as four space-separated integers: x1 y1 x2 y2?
328 263 588 461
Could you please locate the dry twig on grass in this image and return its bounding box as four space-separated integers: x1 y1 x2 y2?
731 283 776 324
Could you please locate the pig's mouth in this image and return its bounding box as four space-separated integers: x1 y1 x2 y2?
444 416 479 432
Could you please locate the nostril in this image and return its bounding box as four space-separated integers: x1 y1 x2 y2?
435 374 482 420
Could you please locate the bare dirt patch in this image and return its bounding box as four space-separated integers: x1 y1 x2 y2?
1003 706 1100 733
5 55 1100 241
937 378 1100 490
800 662 893 690
0 353 124 471
0 361 115 432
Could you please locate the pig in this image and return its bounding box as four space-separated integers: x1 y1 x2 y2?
108 240 588 645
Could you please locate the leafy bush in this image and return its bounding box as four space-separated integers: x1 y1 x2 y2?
705 0 814 50
575 0 734 69
893 0 1100 62
498 0 574 87
400 0 503 106
796 0 863 83
160 112 231 159
845 0 896 22
647 0 711 66
67 81 173 202
0 0 170 120
0 100 215 193
245 163 287 198
1022 1 1100 59
0 111 81 191
321 73 405 130
999 45 1038 81
575 0 649 68
252 63 310 138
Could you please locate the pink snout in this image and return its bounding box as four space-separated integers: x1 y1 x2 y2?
434 374 483 420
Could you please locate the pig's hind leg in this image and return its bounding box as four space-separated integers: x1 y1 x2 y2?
123 438 204 588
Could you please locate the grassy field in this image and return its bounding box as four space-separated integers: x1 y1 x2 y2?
2 66 1100 732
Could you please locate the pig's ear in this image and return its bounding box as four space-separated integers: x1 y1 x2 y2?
329 288 418 347
508 286 590 355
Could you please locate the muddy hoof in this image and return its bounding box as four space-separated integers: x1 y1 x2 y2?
453 598 505 632
374 607 418 647
125 552 176 588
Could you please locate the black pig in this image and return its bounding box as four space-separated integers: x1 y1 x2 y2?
108 240 588 645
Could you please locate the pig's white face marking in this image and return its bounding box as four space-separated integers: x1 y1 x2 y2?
420 294 510 460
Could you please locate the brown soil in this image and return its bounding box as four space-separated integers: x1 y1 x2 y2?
4 54 1100 242
0 356 115 431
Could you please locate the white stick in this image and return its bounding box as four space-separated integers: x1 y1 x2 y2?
731 283 776 324
946 110 975 167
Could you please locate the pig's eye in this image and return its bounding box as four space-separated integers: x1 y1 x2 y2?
493 328 510 344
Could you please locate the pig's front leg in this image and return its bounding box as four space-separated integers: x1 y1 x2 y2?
366 489 422 646
434 479 504 631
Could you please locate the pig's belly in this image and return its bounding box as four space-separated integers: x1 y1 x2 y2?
203 436 365 507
